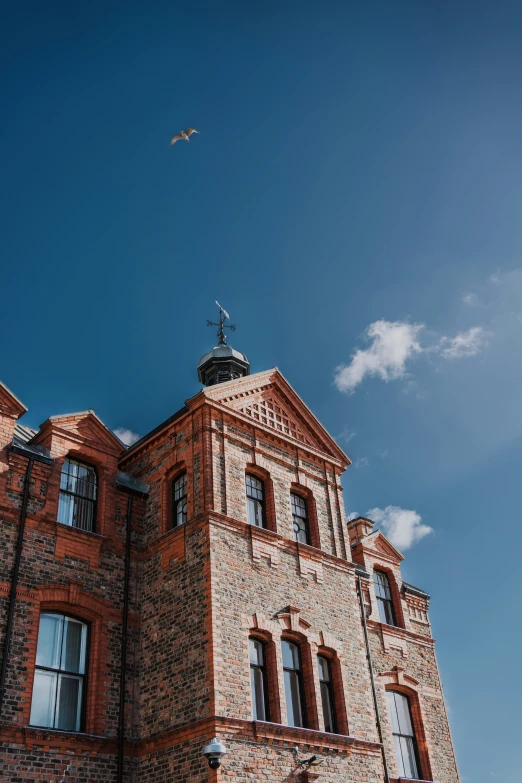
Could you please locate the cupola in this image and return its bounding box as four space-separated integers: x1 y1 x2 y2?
197 303 250 387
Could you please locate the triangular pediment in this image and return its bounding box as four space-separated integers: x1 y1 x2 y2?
365 530 404 563
35 410 125 455
201 369 349 464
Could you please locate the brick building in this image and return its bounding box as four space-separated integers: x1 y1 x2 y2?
0 327 459 782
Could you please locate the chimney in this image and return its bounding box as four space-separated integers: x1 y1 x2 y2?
347 516 374 547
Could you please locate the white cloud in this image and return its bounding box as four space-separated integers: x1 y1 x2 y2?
462 292 480 306
436 326 488 360
334 320 424 393
347 511 359 522
113 427 141 447
336 427 357 444
354 457 370 468
367 505 433 551
376 449 388 458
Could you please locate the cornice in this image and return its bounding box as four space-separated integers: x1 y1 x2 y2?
367 619 435 648
0 717 381 759
207 511 356 574
0 725 115 753
135 715 382 757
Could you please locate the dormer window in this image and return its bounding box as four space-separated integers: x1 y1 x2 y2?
57 458 97 532
173 473 187 527
291 493 309 544
374 570 396 626
246 474 265 528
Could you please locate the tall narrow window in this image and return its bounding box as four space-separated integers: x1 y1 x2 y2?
30 613 88 732
57 458 97 532
318 656 337 733
374 570 396 626
282 640 306 727
387 691 420 780
172 473 187 527
246 475 265 528
249 638 269 721
291 494 309 544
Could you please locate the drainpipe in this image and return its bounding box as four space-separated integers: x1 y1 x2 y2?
356 569 390 783
0 443 52 716
117 492 133 783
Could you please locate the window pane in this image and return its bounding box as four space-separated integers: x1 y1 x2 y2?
383 599 395 626
249 639 264 666
318 656 330 682
394 735 419 779
377 597 388 625
247 498 263 527
284 670 304 727
174 474 186 500
57 493 74 527
56 675 82 731
175 498 187 526
393 734 406 777
394 692 414 736
387 691 401 734
36 614 63 669
250 667 266 721
246 475 263 500
282 641 300 670
62 619 86 674
320 680 335 733
73 497 94 531
374 571 393 600
291 494 306 517
30 670 57 727
388 692 419 781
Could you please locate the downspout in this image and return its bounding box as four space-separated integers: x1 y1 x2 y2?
0 455 34 715
117 492 133 783
356 569 390 783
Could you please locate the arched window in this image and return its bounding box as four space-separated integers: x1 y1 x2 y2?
57 458 97 532
318 655 337 733
249 637 269 721
387 691 421 780
172 473 187 527
282 639 306 727
246 475 265 528
374 570 396 626
30 613 88 732
291 493 309 545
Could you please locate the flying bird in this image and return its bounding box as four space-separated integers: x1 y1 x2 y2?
170 128 200 146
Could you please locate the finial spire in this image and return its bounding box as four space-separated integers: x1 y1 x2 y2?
207 301 236 346
198 301 249 386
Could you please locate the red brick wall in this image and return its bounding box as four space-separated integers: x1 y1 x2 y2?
0 379 460 783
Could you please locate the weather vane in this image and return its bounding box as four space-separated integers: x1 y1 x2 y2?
207 301 236 345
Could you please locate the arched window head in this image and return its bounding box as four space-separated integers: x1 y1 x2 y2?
30 613 88 732
387 690 421 780
318 655 337 733
374 570 396 626
249 637 269 721
291 493 310 545
57 458 97 532
246 474 265 528
282 639 306 728
173 473 187 527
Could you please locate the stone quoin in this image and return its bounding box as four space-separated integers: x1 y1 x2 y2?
0 334 459 782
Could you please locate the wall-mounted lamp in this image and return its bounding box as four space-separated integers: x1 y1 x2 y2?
300 755 324 768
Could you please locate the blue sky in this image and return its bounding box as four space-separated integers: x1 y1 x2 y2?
2 2 521 779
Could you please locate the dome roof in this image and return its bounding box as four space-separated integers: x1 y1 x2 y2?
197 342 250 386
197 344 249 369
